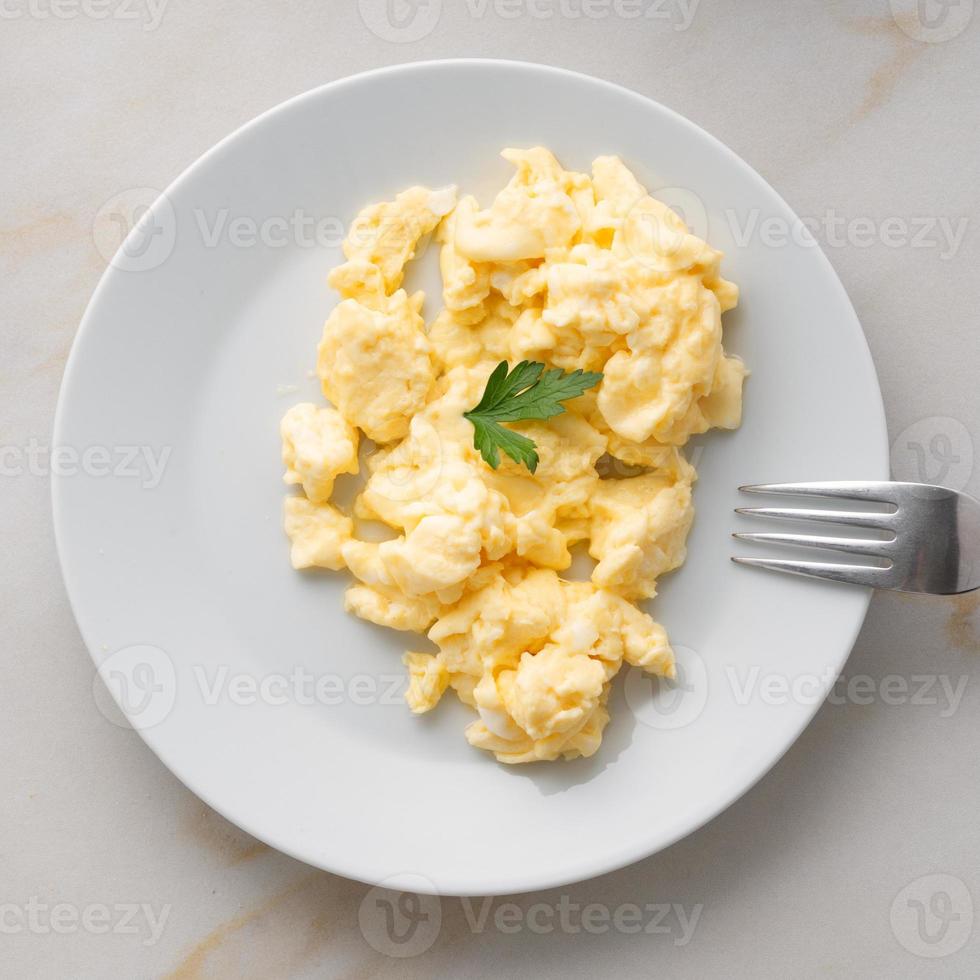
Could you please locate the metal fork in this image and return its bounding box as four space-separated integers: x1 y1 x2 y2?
732 481 980 594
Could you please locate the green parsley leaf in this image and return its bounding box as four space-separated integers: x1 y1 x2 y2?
463 360 603 473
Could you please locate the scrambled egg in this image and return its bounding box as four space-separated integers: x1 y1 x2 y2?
281 149 745 763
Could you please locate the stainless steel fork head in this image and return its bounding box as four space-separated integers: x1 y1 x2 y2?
732 481 980 595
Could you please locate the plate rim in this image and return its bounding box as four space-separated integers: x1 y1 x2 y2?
52 58 889 896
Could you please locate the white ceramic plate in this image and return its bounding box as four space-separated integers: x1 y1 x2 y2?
54 60 887 896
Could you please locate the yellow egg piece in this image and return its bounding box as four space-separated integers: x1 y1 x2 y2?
282 148 746 763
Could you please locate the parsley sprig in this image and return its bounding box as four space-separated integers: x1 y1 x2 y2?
463 360 603 473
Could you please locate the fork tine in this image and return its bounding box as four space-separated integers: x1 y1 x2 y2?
731 556 888 587
739 482 897 504
735 507 894 530
732 531 892 558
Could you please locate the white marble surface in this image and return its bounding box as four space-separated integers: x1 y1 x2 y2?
3 1 980 976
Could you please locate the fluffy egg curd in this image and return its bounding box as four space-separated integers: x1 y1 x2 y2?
281 148 746 764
